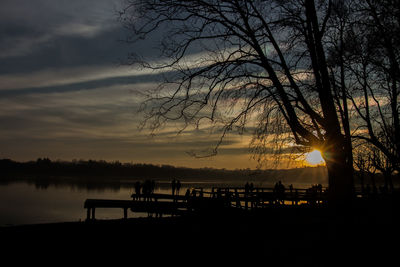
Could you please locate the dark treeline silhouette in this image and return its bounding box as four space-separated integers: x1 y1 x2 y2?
1 158 241 180
0 158 306 179
1 158 397 190
0 158 328 186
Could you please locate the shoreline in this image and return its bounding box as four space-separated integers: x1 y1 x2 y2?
1 208 399 265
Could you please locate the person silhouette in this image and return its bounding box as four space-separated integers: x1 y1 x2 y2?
245 182 250 197
289 184 294 204
244 183 250 209
151 180 156 194
142 180 151 201
275 181 285 204
185 188 191 201
176 180 181 196
134 181 141 201
171 179 176 196
274 182 279 204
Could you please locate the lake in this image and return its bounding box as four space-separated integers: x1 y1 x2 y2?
0 179 328 226
0 181 234 226
0 182 183 226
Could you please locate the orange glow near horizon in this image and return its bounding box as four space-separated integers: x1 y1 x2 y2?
305 149 325 166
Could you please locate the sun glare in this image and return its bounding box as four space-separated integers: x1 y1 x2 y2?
305 149 325 166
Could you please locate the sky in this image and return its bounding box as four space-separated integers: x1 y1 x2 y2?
0 0 275 169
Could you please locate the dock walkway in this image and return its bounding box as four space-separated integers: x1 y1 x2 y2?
84 186 331 220
84 194 188 220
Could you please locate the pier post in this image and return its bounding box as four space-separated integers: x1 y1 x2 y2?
87 208 91 220
123 207 128 219
91 207 95 220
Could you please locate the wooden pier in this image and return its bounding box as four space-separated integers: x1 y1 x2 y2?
84 194 190 220
84 186 329 220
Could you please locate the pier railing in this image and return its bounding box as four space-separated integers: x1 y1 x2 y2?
84 186 329 220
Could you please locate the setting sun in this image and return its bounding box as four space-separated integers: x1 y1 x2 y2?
305 149 325 166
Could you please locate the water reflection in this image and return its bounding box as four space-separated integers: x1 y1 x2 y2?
0 180 222 226
0 182 132 226
0 179 325 226
21 179 245 193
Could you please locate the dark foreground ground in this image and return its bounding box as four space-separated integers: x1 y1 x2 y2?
1 202 399 266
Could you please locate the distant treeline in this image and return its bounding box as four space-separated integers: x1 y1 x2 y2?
1 158 397 190
0 158 328 185
1 158 258 181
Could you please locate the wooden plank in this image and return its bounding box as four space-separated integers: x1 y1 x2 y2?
84 199 188 209
84 198 189 220
84 199 134 209
130 193 188 201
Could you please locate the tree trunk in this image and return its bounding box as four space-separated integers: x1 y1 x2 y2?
324 145 355 207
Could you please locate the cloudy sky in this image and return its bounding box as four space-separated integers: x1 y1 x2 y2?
0 0 275 169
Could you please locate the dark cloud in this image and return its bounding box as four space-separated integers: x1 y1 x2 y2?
0 71 167 97
0 0 130 72
0 0 263 169
0 26 129 74
0 0 119 31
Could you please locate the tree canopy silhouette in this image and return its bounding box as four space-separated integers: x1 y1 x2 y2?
120 0 398 204
337 0 400 174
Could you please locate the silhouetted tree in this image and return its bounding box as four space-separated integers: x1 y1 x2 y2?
333 0 400 173
371 144 395 192
353 144 378 193
120 0 357 204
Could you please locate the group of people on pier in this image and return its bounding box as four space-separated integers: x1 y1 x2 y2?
131 178 331 207
206 181 328 207
273 181 286 204
171 179 182 196
133 179 156 201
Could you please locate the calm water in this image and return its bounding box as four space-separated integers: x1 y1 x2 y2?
0 181 219 226
0 180 324 226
